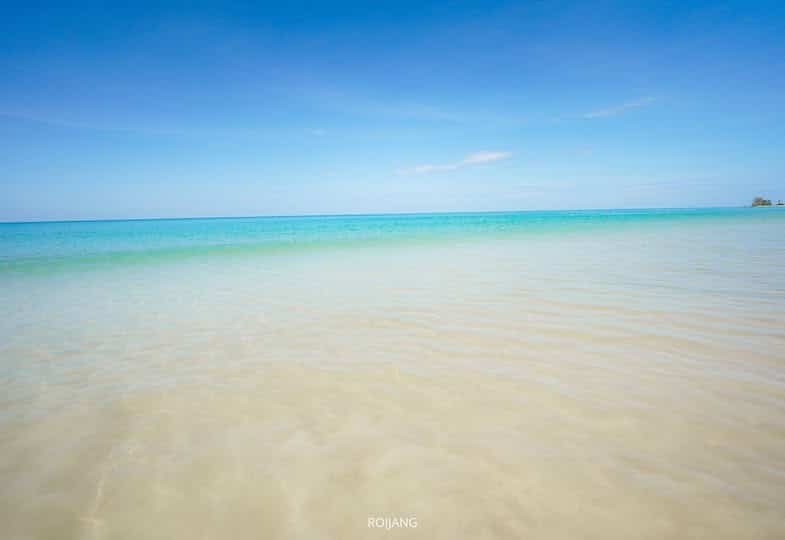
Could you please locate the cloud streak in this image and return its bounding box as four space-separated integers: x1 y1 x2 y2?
582 97 656 119
404 151 512 174
0 109 261 138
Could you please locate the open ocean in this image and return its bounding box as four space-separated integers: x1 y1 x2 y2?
2 207 785 539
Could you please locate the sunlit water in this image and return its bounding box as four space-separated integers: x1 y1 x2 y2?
1 208 784 539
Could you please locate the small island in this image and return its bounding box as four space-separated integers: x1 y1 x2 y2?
752 196 773 207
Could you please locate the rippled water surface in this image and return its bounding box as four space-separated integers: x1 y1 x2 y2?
1 208 785 539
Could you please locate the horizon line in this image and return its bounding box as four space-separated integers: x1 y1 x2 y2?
0 204 752 225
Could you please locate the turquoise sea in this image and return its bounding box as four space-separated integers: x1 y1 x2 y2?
2 207 785 539
2 207 783 273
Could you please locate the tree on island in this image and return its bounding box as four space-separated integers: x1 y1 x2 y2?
752 196 772 207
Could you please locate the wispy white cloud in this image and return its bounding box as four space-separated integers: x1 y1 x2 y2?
582 97 656 119
0 109 261 138
403 151 512 175
462 151 512 164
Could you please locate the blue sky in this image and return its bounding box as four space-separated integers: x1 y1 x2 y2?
1 1 784 220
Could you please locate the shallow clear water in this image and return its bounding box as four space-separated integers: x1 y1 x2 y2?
1 208 785 539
